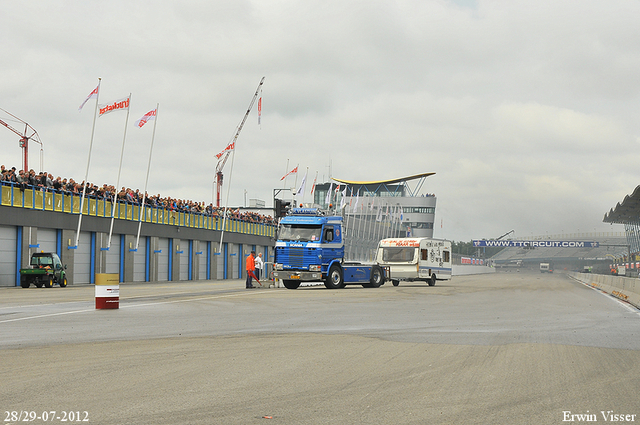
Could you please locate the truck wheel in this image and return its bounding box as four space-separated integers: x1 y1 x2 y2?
283 280 300 290
428 274 436 286
44 276 54 288
20 276 30 288
59 276 68 288
325 264 345 289
368 265 384 288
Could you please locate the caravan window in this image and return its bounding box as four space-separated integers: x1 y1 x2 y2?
443 250 450 263
421 249 428 261
381 247 416 263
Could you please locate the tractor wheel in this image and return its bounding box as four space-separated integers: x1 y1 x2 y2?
20 276 30 288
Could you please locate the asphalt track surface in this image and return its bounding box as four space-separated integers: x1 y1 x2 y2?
1 271 639 424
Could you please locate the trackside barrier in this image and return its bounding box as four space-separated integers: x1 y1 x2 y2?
95 273 119 309
569 272 640 310
452 265 496 276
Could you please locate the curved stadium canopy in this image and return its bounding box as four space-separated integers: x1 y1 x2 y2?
603 185 640 224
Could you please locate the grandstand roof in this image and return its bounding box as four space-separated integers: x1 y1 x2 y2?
332 172 435 185
603 185 640 224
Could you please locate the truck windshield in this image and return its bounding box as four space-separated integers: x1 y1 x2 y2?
279 224 322 242
381 247 416 263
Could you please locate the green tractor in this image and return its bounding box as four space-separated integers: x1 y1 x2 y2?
19 252 68 288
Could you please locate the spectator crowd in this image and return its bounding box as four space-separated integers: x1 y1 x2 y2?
1 164 277 225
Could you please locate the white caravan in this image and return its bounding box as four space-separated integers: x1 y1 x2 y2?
376 238 452 287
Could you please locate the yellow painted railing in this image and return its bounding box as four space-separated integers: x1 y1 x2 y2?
1 184 276 238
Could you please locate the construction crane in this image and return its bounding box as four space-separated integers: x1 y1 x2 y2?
0 107 43 172
215 76 265 207
496 230 515 240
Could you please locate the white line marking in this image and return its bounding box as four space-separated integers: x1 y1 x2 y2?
0 290 272 324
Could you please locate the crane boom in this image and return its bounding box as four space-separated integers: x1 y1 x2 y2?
0 108 43 172
496 230 514 240
215 77 265 206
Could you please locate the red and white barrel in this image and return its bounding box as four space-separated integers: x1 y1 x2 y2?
95 273 119 309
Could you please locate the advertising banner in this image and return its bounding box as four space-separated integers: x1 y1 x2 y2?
472 240 600 248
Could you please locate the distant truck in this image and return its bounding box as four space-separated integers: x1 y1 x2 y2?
19 252 68 288
272 208 387 289
376 238 452 286
539 262 553 273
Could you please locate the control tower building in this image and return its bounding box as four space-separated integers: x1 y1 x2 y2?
311 173 437 260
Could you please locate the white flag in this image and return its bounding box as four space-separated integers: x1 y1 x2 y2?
98 96 130 117
78 84 99 111
325 182 333 205
296 169 308 196
135 108 157 128
340 187 347 209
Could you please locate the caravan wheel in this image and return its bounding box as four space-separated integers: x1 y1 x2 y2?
428 274 436 286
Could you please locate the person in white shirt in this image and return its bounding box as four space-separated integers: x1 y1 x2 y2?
255 252 264 280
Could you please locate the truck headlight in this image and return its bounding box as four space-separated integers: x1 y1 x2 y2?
309 265 321 272
274 263 283 270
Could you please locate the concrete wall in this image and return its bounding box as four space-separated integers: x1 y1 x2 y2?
452 265 496 276
569 272 640 310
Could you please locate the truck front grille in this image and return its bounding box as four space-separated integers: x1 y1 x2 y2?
275 246 316 269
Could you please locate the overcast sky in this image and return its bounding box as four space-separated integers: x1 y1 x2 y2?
1 0 639 241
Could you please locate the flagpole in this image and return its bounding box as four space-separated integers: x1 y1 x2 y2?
219 148 235 250
75 78 101 248
302 167 308 205
366 199 374 260
344 188 352 259
108 93 132 248
135 104 159 250
292 164 299 205
283 159 289 194
311 171 318 205
217 76 264 253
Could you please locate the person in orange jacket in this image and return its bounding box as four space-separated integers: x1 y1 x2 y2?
246 251 256 289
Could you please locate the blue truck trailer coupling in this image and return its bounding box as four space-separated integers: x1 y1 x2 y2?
272 208 387 289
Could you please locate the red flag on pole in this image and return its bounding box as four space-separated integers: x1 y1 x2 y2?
280 166 298 181
215 141 235 159
248 270 262 286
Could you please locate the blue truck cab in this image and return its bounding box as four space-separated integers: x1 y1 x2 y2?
272 208 386 289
